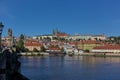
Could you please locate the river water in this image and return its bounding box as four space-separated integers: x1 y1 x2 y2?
20 56 120 80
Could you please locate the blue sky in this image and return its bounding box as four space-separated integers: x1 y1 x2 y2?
0 0 120 37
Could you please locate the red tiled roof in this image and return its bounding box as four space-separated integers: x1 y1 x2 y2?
24 40 42 46
57 33 69 37
79 40 99 44
48 47 60 50
69 42 77 45
93 45 120 50
59 42 64 45
25 43 41 46
48 45 60 50
50 41 57 45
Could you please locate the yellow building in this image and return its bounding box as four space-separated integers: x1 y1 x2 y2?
77 40 101 51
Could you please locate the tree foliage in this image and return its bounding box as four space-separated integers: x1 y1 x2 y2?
61 47 64 53
20 34 25 40
33 48 39 52
40 46 46 52
84 49 90 53
16 38 25 52
53 37 58 40
107 36 120 44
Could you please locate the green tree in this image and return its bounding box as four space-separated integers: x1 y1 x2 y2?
40 37 42 40
94 38 98 41
53 37 58 40
69 38 73 41
108 36 120 44
20 34 25 40
88 38 91 40
60 38 65 41
76 39 81 41
33 48 39 52
117 36 120 44
61 47 64 53
84 49 90 53
40 46 46 52
25 48 29 52
16 38 25 52
46 37 51 41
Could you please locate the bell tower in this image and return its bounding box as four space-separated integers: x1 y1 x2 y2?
8 28 13 47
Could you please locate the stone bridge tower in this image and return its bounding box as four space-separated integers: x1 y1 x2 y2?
8 28 13 47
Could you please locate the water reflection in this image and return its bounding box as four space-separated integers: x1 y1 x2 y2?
20 56 120 80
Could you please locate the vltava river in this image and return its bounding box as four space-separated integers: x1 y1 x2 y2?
20 56 120 80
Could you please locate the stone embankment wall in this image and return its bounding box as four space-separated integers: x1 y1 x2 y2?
79 53 120 57
19 52 49 56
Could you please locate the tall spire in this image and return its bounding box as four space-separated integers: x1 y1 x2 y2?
8 28 13 47
8 28 12 37
53 28 58 36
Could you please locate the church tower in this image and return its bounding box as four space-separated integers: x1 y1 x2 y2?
53 28 58 36
8 28 13 47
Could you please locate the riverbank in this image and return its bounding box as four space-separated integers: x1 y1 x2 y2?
78 53 120 57
18 52 49 56
18 52 120 57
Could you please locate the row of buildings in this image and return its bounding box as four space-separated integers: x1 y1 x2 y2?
1 29 120 54
23 39 120 54
33 34 106 41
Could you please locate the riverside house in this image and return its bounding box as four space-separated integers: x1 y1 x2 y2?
92 44 120 53
24 39 42 51
77 40 101 51
46 45 61 53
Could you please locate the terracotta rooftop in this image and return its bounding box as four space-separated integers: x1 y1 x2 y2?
56 33 69 37
69 42 78 45
48 45 60 50
48 47 60 50
93 45 120 50
79 40 100 44
25 40 42 46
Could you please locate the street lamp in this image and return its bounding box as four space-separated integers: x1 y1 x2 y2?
0 22 4 53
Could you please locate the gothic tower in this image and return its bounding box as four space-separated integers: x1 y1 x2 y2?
8 28 13 47
53 28 59 36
